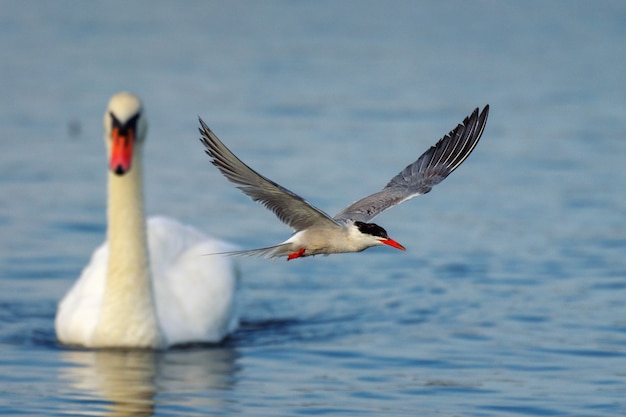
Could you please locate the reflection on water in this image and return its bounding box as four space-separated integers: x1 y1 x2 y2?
60 349 158 416
59 347 239 416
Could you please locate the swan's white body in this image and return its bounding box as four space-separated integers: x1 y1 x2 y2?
55 92 239 349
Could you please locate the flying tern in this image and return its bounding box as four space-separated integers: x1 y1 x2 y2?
198 105 489 260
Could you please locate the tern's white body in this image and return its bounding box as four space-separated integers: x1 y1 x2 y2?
252 220 390 259
199 105 490 261
55 92 239 349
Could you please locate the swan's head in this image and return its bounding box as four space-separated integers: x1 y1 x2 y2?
103 92 148 176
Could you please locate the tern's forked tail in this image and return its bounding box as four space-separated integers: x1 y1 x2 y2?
204 243 296 260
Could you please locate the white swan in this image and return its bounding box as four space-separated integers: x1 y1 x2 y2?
55 92 239 349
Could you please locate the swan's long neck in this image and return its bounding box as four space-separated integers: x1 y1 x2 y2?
92 153 164 348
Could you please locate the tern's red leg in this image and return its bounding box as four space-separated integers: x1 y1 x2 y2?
287 248 306 261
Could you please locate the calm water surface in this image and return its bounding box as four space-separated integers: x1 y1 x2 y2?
1 1 626 416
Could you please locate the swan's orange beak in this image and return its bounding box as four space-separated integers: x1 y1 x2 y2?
381 238 406 251
109 126 135 175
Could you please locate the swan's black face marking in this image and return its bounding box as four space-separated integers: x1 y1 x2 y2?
354 221 389 239
110 112 141 141
108 112 142 176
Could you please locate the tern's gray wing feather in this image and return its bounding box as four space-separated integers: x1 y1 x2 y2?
335 105 489 222
199 118 340 232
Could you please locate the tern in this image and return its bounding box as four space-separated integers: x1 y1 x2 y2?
198 105 489 260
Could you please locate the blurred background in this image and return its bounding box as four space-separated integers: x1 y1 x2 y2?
1 1 625 416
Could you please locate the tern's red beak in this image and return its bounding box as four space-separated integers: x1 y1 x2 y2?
109 126 135 175
381 238 406 251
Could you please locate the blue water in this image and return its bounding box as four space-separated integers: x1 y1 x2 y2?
1 1 626 415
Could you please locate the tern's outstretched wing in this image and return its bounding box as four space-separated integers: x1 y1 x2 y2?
334 105 489 223
199 118 340 232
